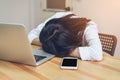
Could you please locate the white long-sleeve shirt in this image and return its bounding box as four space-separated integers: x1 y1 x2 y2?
28 12 103 61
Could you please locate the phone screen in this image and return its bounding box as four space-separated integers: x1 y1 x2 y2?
61 57 78 69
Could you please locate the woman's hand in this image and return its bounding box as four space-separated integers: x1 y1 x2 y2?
32 38 41 46
68 48 80 58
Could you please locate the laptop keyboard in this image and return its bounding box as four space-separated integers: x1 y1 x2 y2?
34 55 47 62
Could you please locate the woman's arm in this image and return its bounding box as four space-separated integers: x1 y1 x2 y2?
78 21 103 61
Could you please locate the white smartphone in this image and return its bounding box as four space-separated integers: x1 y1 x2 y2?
60 57 78 69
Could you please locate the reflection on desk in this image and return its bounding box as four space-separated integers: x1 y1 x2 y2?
0 45 120 80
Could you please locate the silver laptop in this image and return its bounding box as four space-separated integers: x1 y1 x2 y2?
0 23 55 66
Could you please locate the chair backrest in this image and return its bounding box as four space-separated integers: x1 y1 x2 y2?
99 33 117 56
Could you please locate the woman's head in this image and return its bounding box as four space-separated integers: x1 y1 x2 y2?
39 14 90 57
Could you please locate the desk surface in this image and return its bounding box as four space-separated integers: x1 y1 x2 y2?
0 45 120 80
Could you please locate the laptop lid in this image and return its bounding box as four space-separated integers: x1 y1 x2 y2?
0 23 55 66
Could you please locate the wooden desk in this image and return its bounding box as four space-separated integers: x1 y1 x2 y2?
0 45 120 80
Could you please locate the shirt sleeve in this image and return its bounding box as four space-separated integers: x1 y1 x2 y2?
79 21 103 61
28 23 44 43
28 11 73 43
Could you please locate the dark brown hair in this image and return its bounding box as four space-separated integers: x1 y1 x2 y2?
39 14 90 57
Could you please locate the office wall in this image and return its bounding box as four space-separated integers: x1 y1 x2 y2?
39 0 73 23
73 0 120 57
0 0 40 33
